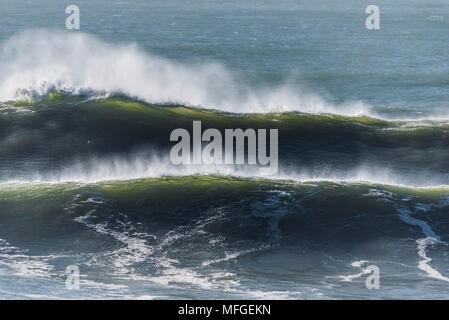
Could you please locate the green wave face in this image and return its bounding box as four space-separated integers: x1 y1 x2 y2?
1 177 448 262
2 175 448 206
42 95 449 133
6 94 449 133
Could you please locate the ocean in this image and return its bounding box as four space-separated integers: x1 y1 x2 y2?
0 0 448 299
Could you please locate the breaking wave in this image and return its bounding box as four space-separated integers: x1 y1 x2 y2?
0 30 371 116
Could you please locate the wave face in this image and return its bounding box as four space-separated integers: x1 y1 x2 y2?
1 178 449 299
1 96 449 187
0 26 449 299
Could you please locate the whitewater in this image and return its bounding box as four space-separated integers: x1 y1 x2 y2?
0 30 376 117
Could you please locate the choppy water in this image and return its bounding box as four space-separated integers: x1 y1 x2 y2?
0 0 448 299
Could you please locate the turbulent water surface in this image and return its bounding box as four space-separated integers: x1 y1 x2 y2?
0 0 449 299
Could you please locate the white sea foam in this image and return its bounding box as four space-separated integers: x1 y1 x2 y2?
0 239 55 278
398 207 449 283
416 237 449 283
339 260 372 282
74 210 155 275
0 30 372 116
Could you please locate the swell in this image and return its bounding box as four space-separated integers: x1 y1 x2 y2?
1 96 449 186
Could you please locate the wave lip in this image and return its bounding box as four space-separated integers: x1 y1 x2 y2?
0 29 374 117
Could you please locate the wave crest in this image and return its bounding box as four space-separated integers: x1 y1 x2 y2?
0 30 371 116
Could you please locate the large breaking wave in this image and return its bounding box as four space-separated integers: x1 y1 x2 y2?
0 30 371 116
